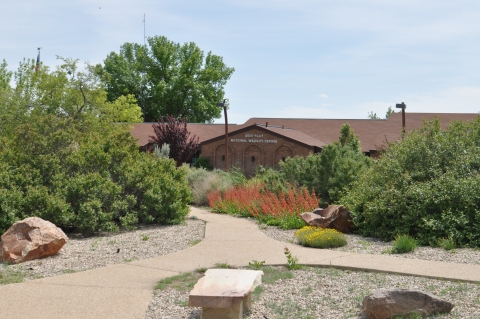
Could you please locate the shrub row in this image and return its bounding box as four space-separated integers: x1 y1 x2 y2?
0 115 191 235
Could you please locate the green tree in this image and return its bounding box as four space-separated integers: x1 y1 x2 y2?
99 36 235 122
385 106 394 118
368 107 394 119
3 57 142 124
339 123 360 151
0 58 191 234
368 111 380 119
0 59 12 90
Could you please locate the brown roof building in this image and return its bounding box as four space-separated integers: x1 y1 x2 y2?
130 112 479 174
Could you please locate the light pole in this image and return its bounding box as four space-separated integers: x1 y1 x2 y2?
396 102 406 137
216 99 229 171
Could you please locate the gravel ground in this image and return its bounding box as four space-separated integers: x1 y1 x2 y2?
4 212 480 318
259 224 480 266
146 266 480 319
145 218 480 319
7 218 205 280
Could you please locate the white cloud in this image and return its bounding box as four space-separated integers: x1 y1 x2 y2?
406 87 480 113
341 87 480 119
320 94 328 98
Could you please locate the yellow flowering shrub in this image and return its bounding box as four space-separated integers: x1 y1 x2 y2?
295 226 347 248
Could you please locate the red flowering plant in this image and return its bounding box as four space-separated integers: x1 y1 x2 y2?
208 183 318 229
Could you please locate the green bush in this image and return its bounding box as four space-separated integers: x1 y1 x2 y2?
391 235 417 254
278 216 306 230
0 58 192 235
437 237 455 251
0 115 191 235
251 166 288 194
342 118 480 247
194 156 212 170
295 226 347 248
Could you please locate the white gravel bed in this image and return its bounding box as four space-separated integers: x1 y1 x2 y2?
145 266 480 319
259 224 480 265
7 219 205 280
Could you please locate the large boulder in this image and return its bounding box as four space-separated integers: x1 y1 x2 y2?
0 217 68 264
363 289 455 319
300 205 354 233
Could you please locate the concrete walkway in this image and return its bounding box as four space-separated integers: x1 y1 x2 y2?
1 206 480 318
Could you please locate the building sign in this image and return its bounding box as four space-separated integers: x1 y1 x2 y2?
230 133 277 144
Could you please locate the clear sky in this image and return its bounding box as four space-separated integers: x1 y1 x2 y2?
2 0 480 124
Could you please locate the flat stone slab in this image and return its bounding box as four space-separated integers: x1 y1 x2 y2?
188 269 263 309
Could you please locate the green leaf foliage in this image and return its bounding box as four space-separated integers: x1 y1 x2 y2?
0 58 191 235
194 156 212 170
342 118 480 247
99 36 235 122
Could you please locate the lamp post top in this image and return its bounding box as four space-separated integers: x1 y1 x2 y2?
216 99 229 108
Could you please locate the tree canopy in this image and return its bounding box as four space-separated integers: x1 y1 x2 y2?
0 57 143 127
99 36 235 123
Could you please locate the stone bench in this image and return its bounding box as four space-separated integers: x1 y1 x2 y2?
188 269 263 319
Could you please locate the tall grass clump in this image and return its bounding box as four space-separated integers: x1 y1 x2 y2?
391 235 418 254
185 167 246 206
295 226 347 248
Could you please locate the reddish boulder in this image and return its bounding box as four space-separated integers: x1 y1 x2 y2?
301 205 354 233
0 217 68 264
363 289 454 319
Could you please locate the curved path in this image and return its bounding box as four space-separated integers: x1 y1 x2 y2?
1 206 480 318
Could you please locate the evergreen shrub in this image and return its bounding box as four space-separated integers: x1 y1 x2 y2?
0 116 191 235
342 118 480 247
194 156 212 170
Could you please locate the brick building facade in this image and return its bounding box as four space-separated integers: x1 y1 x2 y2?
200 124 324 176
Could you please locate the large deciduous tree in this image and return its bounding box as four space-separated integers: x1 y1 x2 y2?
149 116 199 166
99 36 235 123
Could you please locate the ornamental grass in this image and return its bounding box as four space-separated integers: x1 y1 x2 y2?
295 226 347 249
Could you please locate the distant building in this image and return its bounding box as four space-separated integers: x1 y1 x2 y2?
130 113 478 174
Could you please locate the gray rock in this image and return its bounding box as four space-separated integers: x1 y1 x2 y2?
363 288 454 319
